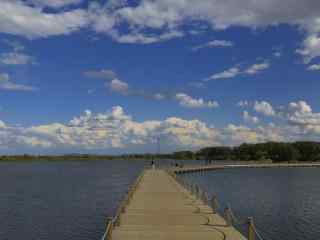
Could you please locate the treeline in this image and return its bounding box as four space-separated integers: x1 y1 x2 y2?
196 142 320 162
1 142 320 162
0 153 174 161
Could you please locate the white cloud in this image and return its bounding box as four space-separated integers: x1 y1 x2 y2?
0 0 319 55
0 40 35 66
254 101 275 116
4 102 320 152
192 40 234 51
244 63 270 75
307 64 320 71
109 78 129 95
109 29 184 44
207 67 240 80
29 106 221 150
297 33 320 63
0 0 89 39
175 93 219 109
281 101 320 136
206 62 269 81
0 52 34 65
273 51 282 58
0 73 37 91
243 111 259 124
237 100 250 107
0 0 318 55
288 101 312 114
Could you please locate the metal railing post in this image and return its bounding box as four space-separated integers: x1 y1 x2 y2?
224 205 233 226
121 204 126 213
202 191 209 205
211 195 219 214
248 217 255 240
106 217 113 240
115 214 121 227
195 184 200 199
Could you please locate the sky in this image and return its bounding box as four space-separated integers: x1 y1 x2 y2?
1 0 320 154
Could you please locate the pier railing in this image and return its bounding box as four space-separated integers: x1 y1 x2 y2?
101 168 146 240
168 170 270 240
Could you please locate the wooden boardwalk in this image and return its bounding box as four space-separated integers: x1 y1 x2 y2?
108 169 246 240
172 162 320 174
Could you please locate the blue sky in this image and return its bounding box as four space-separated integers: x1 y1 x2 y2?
1 0 320 154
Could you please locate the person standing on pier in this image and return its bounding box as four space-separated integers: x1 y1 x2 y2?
151 160 155 170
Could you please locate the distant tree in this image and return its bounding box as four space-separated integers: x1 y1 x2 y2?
292 142 320 162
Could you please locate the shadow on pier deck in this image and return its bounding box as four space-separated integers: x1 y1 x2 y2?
102 169 252 240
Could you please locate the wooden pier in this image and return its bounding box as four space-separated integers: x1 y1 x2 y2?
103 169 248 240
172 162 320 174
102 162 320 240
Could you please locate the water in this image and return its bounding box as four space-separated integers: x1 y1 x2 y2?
0 160 146 240
1 161 319 240
181 167 320 240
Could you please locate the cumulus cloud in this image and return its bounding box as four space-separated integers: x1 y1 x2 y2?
307 64 320 71
3 102 320 152
234 100 320 140
296 33 320 63
175 93 219 109
1 40 35 65
109 78 129 95
240 100 320 140
0 73 36 91
85 69 217 109
29 106 221 151
237 100 250 107
0 0 89 39
280 101 320 136
242 111 259 124
5 106 285 152
0 0 318 52
254 101 275 116
192 40 234 51
0 52 34 65
85 69 167 101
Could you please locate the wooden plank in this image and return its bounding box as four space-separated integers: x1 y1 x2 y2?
111 169 246 240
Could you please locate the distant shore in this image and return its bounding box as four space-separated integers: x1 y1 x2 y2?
2 141 320 163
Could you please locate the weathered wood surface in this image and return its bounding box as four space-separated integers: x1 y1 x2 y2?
111 169 246 240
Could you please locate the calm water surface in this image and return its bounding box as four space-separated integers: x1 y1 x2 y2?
0 160 146 240
1 161 319 240
182 167 320 240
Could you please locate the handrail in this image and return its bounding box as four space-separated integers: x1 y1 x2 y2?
100 168 146 240
171 169 272 240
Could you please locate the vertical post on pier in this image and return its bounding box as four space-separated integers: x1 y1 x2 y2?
211 195 219 214
106 217 113 240
115 214 121 227
247 217 255 240
121 204 126 213
195 184 200 199
191 184 195 196
224 205 233 227
202 191 209 205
